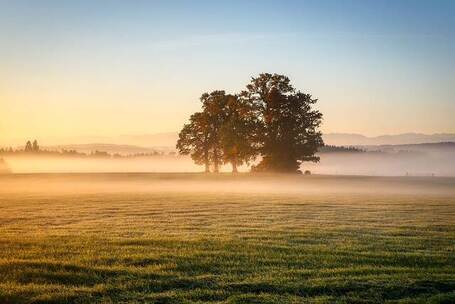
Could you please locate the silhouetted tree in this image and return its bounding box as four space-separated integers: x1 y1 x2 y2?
25 140 33 152
178 73 323 173
219 94 259 173
177 111 211 173
181 91 260 173
243 73 323 172
200 91 228 173
32 140 39 152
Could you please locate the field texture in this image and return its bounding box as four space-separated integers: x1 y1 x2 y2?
0 174 454 303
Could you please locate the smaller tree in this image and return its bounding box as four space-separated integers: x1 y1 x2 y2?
32 140 39 152
219 94 259 173
25 140 33 152
201 91 228 173
177 112 211 173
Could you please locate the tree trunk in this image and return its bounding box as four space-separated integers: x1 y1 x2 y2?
213 148 220 173
231 158 238 173
204 148 210 173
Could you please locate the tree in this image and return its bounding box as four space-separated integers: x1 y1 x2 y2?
178 73 323 173
32 140 39 152
178 91 260 173
25 140 33 152
177 111 211 173
219 94 259 173
200 91 228 173
243 73 323 172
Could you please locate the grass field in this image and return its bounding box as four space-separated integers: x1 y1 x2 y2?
0 174 454 303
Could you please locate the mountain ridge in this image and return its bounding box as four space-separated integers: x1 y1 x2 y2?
3 132 455 149
323 132 455 146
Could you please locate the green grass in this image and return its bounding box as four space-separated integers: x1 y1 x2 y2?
0 174 454 303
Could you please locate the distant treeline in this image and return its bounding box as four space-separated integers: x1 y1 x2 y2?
1 141 366 160
318 145 364 153
0 140 177 159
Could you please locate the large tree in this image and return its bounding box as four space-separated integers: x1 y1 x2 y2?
243 73 323 172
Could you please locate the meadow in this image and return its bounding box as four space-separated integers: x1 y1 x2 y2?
0 174 454 303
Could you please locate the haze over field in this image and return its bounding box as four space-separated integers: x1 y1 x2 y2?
2 141 455 176
1 173 455 197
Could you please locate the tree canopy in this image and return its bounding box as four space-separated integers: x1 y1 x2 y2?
244 73 323 172
177 73 323 173
176 111 211 173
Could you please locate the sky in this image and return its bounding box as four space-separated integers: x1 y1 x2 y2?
1 0 454 145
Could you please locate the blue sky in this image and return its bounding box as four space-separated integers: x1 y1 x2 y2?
0 0 454 143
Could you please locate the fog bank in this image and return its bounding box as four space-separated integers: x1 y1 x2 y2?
2 149 455 177
0 173 454 197
304 151 455 177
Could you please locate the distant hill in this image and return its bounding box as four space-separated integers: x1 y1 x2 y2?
361 142 455 154
323 133 455 146
4 132 455 151
109 132 455 148
127 132 455 148
115 133 179 148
